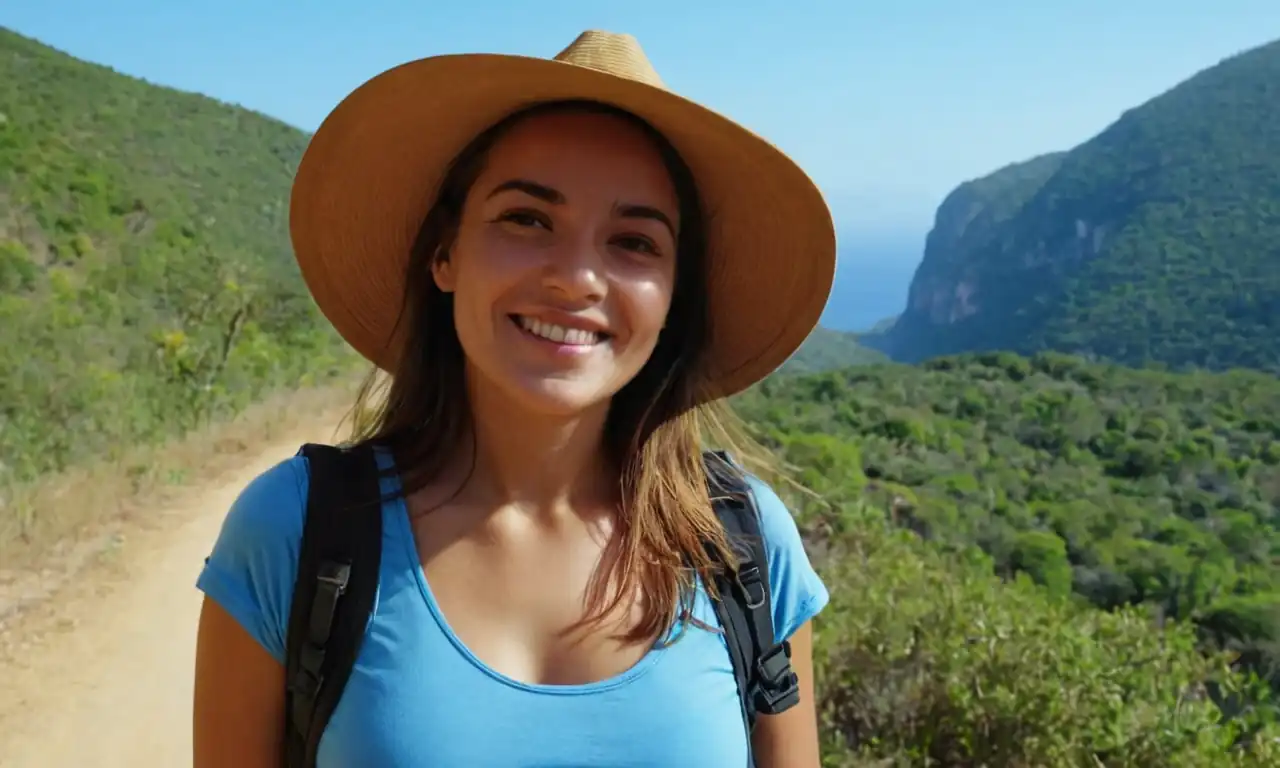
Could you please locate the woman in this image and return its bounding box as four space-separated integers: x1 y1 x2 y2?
193 29 836 767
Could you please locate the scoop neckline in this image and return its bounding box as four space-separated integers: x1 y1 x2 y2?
380 453 669 696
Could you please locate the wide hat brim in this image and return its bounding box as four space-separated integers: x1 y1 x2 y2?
290 44 836 400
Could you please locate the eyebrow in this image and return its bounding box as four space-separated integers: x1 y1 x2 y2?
486 178 564 204
615 203 676 239
486 177 677 238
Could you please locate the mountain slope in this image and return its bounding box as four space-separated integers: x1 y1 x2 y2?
0 28 357 487
737 350 1280 689
779 326 889 374
868 39 1280 373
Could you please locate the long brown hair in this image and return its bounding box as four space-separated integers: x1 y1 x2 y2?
343 99 778 644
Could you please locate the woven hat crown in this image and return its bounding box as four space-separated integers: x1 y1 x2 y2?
554 30 666 89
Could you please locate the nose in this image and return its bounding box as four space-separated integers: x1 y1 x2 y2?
541 238 607 304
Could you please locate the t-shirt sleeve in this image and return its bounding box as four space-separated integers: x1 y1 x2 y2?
195 455 309 664
746 475 830 644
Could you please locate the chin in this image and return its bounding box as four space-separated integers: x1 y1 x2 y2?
466 349 649 421
506 376 620 419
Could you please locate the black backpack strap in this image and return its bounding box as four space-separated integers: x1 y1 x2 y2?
703 450 802 753
282 442 384 768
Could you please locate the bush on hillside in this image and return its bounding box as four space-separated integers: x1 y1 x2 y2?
783 490 1280 766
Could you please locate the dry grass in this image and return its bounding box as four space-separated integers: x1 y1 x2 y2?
0 381 361 611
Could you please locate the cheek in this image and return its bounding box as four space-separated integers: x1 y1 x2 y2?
449 234 530 326
621 274 675 341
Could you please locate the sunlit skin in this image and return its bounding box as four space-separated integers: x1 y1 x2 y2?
192 110 821 768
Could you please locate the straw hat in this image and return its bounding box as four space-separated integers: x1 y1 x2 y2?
290 29 836 399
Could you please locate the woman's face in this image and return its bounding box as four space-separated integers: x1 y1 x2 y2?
433 110 682 419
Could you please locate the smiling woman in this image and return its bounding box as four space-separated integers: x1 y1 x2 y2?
192 29 836 768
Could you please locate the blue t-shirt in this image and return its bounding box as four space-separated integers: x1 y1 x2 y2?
196 450 829 767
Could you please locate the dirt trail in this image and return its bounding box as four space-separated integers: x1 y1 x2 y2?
0 424 337 768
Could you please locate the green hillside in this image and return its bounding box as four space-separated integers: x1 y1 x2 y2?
0 28 357 489
741 352 1280 763
868 38 1280 373
738 352 1280 700
780 326 889 374
863 314 898 334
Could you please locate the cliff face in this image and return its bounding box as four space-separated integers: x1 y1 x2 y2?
903 152 1066 328
864 38 1280 374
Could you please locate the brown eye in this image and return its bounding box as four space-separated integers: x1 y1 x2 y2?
614 234 659 255
497 209 551 229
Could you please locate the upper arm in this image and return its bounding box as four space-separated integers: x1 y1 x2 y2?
192 456 309 768
194 596 287 767
745 476 828 768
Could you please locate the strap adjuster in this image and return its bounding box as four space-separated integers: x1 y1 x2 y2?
316 561 351 592
756 640 792 685
307 561 351 644
735 563 768 610
752 640 800 714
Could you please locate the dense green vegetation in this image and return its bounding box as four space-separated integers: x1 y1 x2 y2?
783 480 1280 765
0 28 357 493
738 352 1280 764
868 37 1280 375
783 327 889 374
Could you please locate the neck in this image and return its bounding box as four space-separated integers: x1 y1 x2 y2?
459 372 617 513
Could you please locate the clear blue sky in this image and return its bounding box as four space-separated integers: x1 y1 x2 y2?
5 1 1278 239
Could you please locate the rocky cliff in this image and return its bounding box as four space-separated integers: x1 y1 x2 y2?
863 38 1280 374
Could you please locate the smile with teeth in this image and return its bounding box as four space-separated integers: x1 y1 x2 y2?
514 315 608 346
